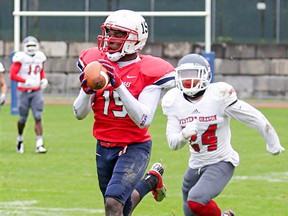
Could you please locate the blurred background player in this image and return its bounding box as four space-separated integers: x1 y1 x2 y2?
161 54 285 216
10 36 48 154
0 62 7 108
73 9 175 216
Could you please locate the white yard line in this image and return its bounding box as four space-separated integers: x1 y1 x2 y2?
232 172 288 182
0 200 104 215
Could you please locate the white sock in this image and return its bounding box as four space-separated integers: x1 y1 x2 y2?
36 136 43 147
17 135 24 141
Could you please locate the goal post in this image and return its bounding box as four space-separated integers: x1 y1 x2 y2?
11 0 212 114
13 0 212 52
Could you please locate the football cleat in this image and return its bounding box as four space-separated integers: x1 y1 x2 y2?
148 162 166 202
223 210 235 216
16 140 24 154
35 146 47 153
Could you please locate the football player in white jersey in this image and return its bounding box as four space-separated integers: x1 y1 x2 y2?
0 62 7 107
161 54 285 216
10 36 48 154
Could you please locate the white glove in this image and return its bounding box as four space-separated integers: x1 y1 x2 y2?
40 78 48 89
182 121 198 139
24 79 39 88
266 143 285 156
265 128 285 156
0 93 5 105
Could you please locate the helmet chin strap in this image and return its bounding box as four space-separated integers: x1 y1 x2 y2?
184 89 206 100
106 51 125 62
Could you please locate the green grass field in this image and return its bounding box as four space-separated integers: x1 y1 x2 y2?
0 103 287 216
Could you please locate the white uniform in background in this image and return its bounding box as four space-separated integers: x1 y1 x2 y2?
161 53 284 216
162 81 283 169
10 36 48 154
12 50 46 90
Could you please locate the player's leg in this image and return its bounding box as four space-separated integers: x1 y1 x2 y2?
130 161 166 214
96 141 151 216
96 142 119 215
31 91 46 153
16 91 29 153
182 167 201 216
186 161 235 216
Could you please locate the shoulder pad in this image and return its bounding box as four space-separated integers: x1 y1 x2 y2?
12 51 26 63
161 88 179 108
138 55 174 77
79 47 106 66
34 51 47 62
209 82 237 106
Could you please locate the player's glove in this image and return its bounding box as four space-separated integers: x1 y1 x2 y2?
79 72 95 94
40 78 48 89
24 79 39 88
182 121 198 140
266 143 285 156
0 93 6 105
98 59 122 88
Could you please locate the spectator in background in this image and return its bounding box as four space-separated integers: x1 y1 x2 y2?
73 9 175 216
10 36 48 154
161 53 285 216
0 62 7 107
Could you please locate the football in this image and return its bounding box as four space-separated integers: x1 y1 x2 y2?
83 61 110 90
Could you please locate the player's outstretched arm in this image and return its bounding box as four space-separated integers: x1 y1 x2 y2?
225 100 285 155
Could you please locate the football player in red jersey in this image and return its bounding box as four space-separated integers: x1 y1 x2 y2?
73 10 175 216
162 54 285 216
10 36 48 154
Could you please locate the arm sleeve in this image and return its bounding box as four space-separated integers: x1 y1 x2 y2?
225 100 283 154
73 88 94 120
10 62 26 83
40 64 46 79
165 115 188 150
115 83 161 128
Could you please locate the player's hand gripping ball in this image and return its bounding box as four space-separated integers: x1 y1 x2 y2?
83 61 110 90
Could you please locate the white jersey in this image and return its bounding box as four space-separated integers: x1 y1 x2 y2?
12 51 46 89
0 62 4 73
162 82 239 169
162 81 283 169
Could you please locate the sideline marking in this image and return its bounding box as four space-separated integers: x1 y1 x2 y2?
232 172 288 182
0 200 104 215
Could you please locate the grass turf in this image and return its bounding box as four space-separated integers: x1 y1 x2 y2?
0 103 287 215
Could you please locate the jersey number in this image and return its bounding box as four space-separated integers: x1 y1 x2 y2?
28 65 41 75
190 124 218 152
102 90 127 117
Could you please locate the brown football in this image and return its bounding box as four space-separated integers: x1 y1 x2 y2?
84 61 110 90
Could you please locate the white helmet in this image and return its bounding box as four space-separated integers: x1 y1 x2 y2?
22 36 39 56
175 54 212 97
97 10 148 61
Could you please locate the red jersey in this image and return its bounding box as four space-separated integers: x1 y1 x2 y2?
79 47 174 144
